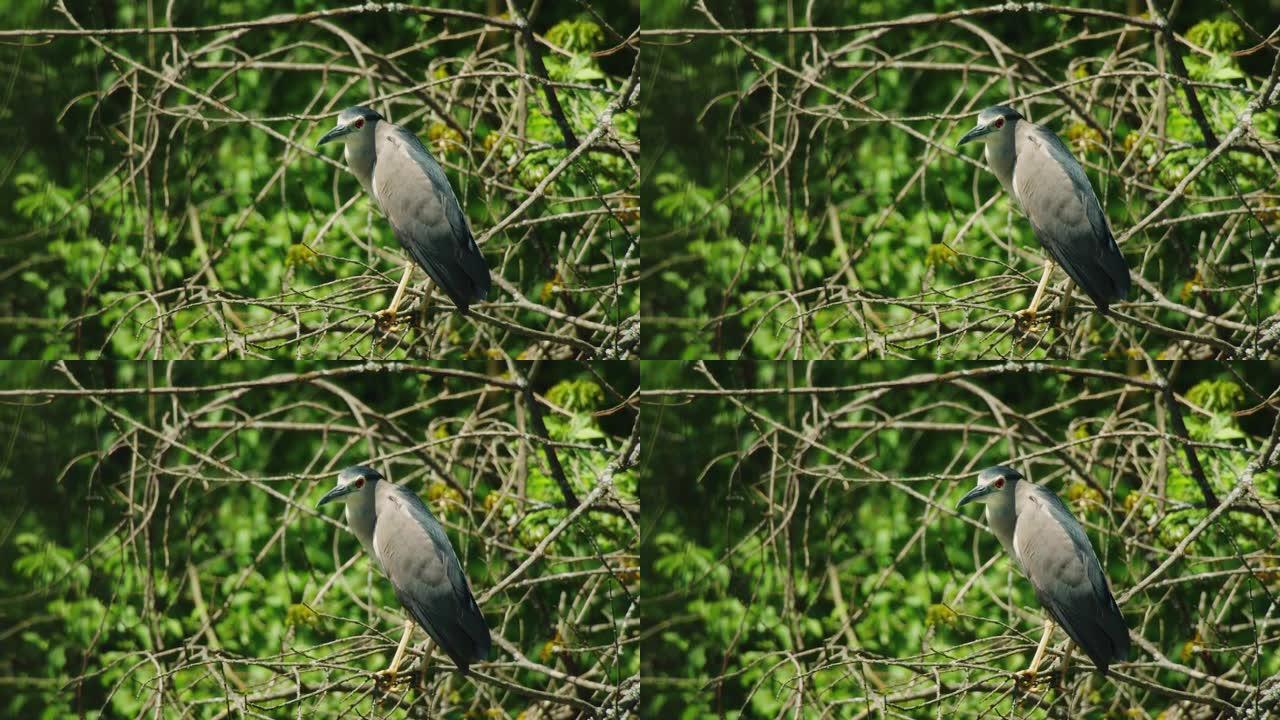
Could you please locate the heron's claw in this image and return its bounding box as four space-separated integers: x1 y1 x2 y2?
373 668 408 688
1013 308 1046 331
1013 668 1048 689
373 309 401 334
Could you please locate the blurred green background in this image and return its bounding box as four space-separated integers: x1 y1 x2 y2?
641 360 1280 717
0 1 639 359
0 360 639 718
641 0 1280 359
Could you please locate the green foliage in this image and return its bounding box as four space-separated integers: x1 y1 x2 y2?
0 361 639 717
0 0 637 359
284 243 319 270
285 603 320 628
546 377 605 412
1186 378 1245 413
14 533 85 588
925 602 958 628
1186 17 1245 52
642 1 1280 358
546 17 606 53
643 361 1280 717
924 243 959 270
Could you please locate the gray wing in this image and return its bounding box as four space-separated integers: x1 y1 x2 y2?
1014 484 1129 673
1013 123 1130 312
373 482 491 671
372 122 490 312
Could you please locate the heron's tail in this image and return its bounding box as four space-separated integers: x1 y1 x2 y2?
405 233 490 314
441 595 491 673
1098 591 1130 669
1093 228 1131 313
1046 588 1129 675
454 232 491 311
1050 226 1130 314
401 591 491 673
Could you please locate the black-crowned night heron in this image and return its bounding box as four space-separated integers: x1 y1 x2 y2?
958 106 1130 323
318 106 490 330
957 465 1129 680
317 465 490 681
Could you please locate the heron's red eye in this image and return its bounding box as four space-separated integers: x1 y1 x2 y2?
355 477 364 489
994 117 1005 129
994 478 1005 489
354 118 365 129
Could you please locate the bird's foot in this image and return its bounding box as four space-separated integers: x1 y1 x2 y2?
1013 668 1049 689
1013 308 1047 331
373 667 409 689
373 309 402 334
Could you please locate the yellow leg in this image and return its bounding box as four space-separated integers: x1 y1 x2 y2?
375 619 414 684
1028 619 1055 674
1016 260 1054 324
1059 641 1074 685
1058 281 1075 326
1015 619 1055 685
416 279 435 325
418 637 437 686
388 262 415 316
375 262 415 331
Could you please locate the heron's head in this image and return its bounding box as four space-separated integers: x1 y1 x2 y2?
316 106 383 148
317 465 382 508
957 105 1023 147
956 465 1022 508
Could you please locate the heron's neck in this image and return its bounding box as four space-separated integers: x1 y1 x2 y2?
344 487 378 559
984 490 1018 561
343 133 377 196
984 133 1017 199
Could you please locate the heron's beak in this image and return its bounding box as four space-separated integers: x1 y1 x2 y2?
957 124 992 147
317 124 352 147
956 484 991 509
317 484 353 508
